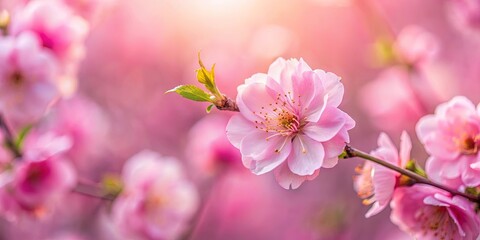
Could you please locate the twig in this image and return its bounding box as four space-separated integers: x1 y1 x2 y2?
344 144 479 203
0 114 22 158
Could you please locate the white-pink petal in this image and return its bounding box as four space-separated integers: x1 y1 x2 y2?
287 135 324 176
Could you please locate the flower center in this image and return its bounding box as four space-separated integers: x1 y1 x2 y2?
10 71 24 86
416 206 458 239
354 164 375 204
456 135 479 155
278 111 300 132
254 104 304 136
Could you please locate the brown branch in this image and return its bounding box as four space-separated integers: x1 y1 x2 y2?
344 145 479 203
215 96 239 112
73 181 116 201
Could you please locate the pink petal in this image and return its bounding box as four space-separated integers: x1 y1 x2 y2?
322 157 338 168
226 114 256 149
250 137 292 175
236 82 276 122
314 69 344 108
287 135 325 176
322 134 347 159
377 132 398 153
399 131 412 167
291 71 316 111
461 165 480 187
267 57 286 83
274 162 318 189
240 131 285 160
415 115 437 142
304 93 328 122
303 106 346 142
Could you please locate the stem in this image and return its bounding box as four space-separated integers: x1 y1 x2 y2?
344 145 479 203
0 114 22 158
73 181 115 201
215 96 239 112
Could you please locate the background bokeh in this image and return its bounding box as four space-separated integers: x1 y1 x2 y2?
1 0 479 239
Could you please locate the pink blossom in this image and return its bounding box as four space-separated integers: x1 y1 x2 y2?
448 0 480 30
10 0 89 96
112 150 198 240
226 57 355 189
393 25 438 66
390 184 480 240
0 133 76 221
416 96 480 188
354 131 412 218
359 67 425 133
62 0 117 24
186 114 243 178
0 32 60 126
11 0 89 64
38 95 109 173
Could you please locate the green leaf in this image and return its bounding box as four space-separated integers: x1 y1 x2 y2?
15 124 32 150
166 85 213 102
196 53 221 97
206 104 214 113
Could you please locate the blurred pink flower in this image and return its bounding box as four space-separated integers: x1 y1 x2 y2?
0 133 76 221
360 67 425 133
448 0 480 30
62 0 116 23
390 184 480 240
186 114 243 178
394 25 438 66
354 131 411 218
39 95 109 172
112 150 198 240
10 0 89 96
11 0 89 64
416 96 480 188
227 57 355 189
0 32 59 127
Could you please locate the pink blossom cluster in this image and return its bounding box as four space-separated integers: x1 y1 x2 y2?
0 1 201 238
0 0 89 127
227 57 355 189
112 150 198 240
354 96 480 239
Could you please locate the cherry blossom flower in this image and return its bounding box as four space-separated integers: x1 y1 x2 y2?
0 31 60 126
416 96 480 188
448 0 480 30
10 0 88 64
112 150 198 240
390 184 480 240
186 114 242 178
10 0 89 96
0 133 76 221
359 67 425 133
354 131 412 218
38 95 109 173
394 25 438 67
227 57 355 189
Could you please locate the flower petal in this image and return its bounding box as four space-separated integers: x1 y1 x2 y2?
226 114 256 149
274 162 319 189
303 107 346 142
314 69 344 108
250 137 292 175
287 135 325 176
240 131 284 160
399 131 412 167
